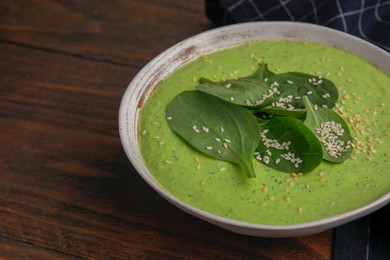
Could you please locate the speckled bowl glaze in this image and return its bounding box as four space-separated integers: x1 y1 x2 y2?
119 22 390 237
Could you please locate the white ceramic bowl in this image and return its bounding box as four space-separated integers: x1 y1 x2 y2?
119 22 390 237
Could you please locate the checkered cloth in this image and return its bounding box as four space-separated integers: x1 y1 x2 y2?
206 0 390 52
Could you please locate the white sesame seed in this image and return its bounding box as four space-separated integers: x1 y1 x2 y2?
166 116 172 120
263 156 270 164
222 143 228 149
215 138 221 142
206 146 213 150
220 126 225 132
224 139 231 143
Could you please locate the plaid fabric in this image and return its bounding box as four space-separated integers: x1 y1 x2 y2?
206 0 390 52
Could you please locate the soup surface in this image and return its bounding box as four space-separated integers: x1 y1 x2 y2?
138 40 390 225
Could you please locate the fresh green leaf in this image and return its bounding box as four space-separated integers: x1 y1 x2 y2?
166 91 260 178
253 72 338 117
196 80 274 108
303 96 353 162
242 63 275 81
255 116 323 173
267 72 339 109
196 64 277 108
254 107 306 119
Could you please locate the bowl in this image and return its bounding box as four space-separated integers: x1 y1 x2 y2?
119 21 390 237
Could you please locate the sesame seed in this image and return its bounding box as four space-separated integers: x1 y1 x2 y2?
164 160 172 164
192 125 200 133
202 126 209 133
222 143 228 149
218 167 226 172
297 206 303 213
220 126 225 132
224 139 231 143
206 146 213 150
263 156 270 164
215 138 221 142
284 195 290 202
225 83 231 88
262 186 268 192
230 97 234 101
142 129 147 135
166 116 172 120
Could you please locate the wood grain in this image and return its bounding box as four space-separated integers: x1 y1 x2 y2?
0 0 333 259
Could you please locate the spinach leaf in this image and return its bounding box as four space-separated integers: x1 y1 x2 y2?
196 64 276 108
242 63 275 81
303 96 353 162
253 72 338 117
254 107 306 119
267 72 339 109
255 116 323 173
166 91 260 178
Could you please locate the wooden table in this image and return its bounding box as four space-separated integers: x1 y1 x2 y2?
0 1 332 258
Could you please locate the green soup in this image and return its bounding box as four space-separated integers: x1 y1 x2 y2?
138 40 390 225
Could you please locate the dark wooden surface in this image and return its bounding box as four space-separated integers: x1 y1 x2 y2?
0 1 332 259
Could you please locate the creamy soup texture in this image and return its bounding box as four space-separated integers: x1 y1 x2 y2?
138 40 389 225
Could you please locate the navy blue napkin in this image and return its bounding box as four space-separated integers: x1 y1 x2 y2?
333 203 390 260
205 0 390 52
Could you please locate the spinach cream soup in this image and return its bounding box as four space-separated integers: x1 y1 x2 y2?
138 40 390 225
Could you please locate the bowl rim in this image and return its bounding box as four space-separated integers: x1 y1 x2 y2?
119 21 390 236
